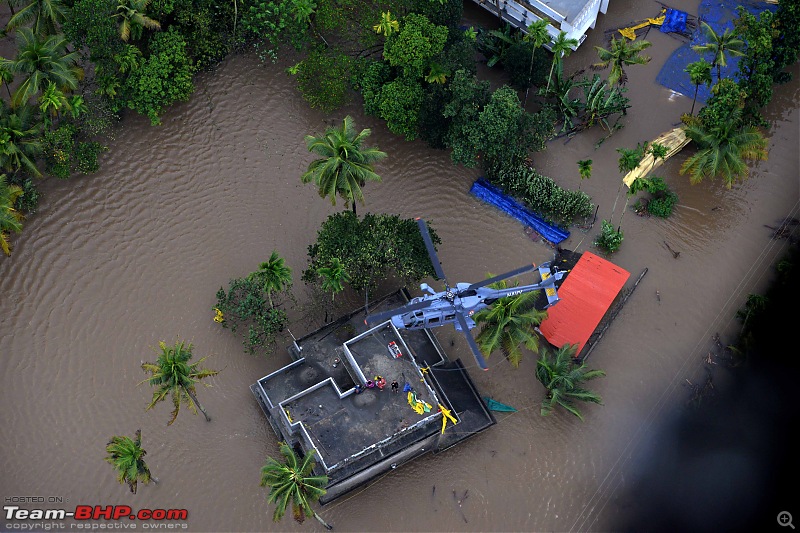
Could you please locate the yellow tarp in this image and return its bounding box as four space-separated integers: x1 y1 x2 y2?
623 127 690 188
618 14 665 40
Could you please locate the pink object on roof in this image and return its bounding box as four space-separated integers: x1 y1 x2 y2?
539 252 630 354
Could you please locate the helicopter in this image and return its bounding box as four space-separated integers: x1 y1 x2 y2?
365 218 568 371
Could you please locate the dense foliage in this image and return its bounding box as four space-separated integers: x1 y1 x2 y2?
303 212 440 293
215 276 290 355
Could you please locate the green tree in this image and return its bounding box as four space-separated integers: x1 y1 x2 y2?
383 12 447 79
260 443 331 529
140 340 219 425
443 69 490 166
1 28 82 108
692 21 745 82
122 28 195 125
535 343 605 420
773 0 800 81
610 142 646 224
5 0 67 37
294 47 352 113
317 257 349 301
0 63 13 100
592 36 651 86
113 0 161 42
0 100 42 177
472 277 548 368
680 115 768 188
0 174 24 255
215 276 289 355
685 59 713 115
373 10 398 37
734 7 778 120
303 212 440 293
105 429 158 493
38 81 69 125
301 115 386 215
546 30 578 92
249 250 292 308
377 76 424 140
577 159 591 189
522 18 550 106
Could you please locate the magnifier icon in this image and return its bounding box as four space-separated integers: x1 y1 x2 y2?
779 512 795 529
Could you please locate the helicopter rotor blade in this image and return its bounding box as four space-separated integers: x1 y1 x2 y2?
466 263 540 291
456 313 488 371
365 298 436 325
416 217 447 284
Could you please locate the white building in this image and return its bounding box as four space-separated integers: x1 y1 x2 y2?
470 0 611 50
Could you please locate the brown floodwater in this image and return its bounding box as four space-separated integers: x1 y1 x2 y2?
1 1 798 531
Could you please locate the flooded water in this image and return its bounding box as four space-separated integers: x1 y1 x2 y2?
2 1 798 531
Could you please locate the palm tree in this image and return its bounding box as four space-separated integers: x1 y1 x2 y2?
680 118 768 188
373 11 399 37
113 0 161 42
577 159 592 189
692 21 745 82
38 81 68 126
610 144 646 224
0 63 13 100
140 340 219 425
472 277 548 368
260 443 331 530
522 19 550 106
1 28 82 108
618 175 651 226
301 116 386 216
317 257 349 301
592 36 652 86
5 0 67 37
249 250 292 307
535 343 605 420
685 59 712 115
105 429 158 493
0 100 42 177
0 174 24 256
546 31 578 93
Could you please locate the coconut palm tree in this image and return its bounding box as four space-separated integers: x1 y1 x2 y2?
610 143 646 224
38 81 68 125
1 28 82 108
546 30 578 93
373 10 399 37
140 340 219 425
317 257 349 301
0 174 24 256
0 100 42 177
260 443 331 530
0 63 13 100
113 0 161 42
692 21 745 82
685 59 713 115
535 343 605 420
472 277 548 368
522 19 550 106
301 116 386 216
680 116 768 188
577 159 592 189
105 429 158 493
5 0 67 38
249 250 292 308
592 36 652 86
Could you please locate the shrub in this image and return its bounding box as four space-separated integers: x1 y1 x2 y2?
215 276 289 355
296 48 353 112
595 219 623 253
641 176 678 218
10 176 40 215
495 165 594 227
75 142 107 174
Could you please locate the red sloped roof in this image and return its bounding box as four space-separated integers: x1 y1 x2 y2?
539 252 630 354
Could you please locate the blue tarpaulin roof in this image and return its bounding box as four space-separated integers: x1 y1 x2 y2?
469 178 570 245
660 8 688 34
656 0 777 103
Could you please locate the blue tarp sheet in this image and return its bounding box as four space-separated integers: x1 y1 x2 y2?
469 178 570 245
656 0 777 103
660 9 687 34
